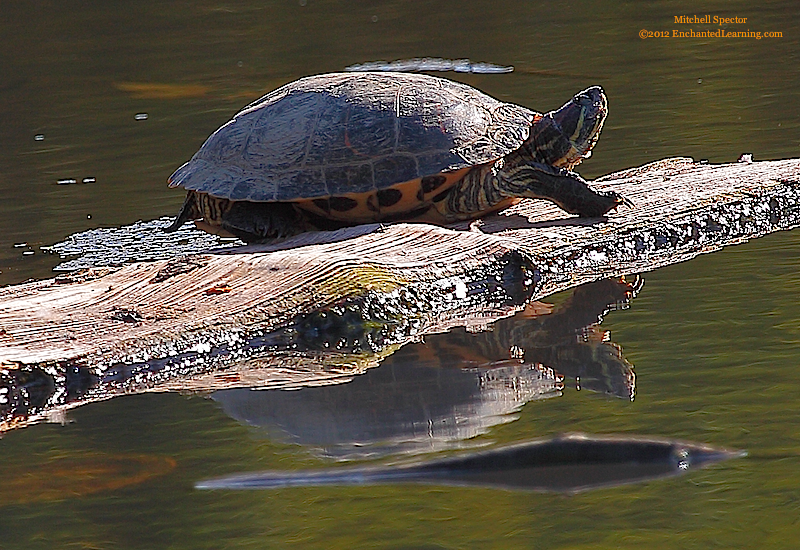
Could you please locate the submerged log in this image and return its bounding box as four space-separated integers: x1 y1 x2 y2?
0 157 799 418
195 433 746 493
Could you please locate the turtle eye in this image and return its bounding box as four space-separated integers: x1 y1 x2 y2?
573 91 596 107
574 86 606 109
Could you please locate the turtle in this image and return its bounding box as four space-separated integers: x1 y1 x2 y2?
165 72 625 242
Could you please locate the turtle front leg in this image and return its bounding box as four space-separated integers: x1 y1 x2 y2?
498 163 625 218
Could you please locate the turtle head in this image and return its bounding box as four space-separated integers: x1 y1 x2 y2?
533 86 608 169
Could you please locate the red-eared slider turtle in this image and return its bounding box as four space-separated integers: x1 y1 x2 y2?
166 73 624 241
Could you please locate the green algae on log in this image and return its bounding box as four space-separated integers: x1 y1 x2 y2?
1 157 799 408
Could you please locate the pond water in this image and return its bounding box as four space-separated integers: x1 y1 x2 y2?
2 0 800 548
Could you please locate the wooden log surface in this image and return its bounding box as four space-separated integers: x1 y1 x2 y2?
1 156 799 373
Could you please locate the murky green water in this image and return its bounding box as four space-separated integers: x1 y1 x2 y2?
2 0 800 548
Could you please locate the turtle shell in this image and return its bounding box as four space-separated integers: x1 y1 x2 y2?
168 72 536 203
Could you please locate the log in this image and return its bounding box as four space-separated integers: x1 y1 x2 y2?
1 156 799 430
195 433 745 493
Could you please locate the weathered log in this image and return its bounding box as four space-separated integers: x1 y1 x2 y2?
1 157 798 393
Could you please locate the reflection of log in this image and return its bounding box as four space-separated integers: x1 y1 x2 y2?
1 278 634 433
2 157 799 371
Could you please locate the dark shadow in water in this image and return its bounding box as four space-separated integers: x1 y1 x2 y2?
196 433 745 493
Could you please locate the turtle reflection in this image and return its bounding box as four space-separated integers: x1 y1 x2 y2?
212 277 638 458
415 276 638 399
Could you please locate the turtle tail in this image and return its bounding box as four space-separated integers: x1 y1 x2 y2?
164 192 199 233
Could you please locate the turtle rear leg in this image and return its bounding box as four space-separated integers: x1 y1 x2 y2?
164 191 309 242
221 199 309 242
499 163 625 217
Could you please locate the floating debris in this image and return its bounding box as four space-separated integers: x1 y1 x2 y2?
57 177 94 186
34 134 45 141
134 113 149 121
345 58 514 74
115 82 210 99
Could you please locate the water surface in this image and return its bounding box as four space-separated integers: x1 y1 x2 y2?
1 1 800 548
